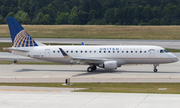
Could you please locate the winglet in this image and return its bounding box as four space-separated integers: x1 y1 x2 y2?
81 42 85 46
59 48 71 58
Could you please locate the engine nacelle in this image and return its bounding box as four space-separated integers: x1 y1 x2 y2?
99 61 118 70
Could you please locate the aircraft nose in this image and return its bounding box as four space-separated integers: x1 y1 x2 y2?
172 56 179 62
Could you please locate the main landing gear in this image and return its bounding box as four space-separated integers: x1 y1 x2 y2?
87 65 97 72
153 64 159 72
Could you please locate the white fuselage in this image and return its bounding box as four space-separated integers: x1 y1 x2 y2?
11 45 178 66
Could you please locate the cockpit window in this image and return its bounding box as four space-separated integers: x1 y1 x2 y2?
160 49 169 53
164 49 169 53
160 50 164 53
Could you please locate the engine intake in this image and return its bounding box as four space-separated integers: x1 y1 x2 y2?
99 61 117 70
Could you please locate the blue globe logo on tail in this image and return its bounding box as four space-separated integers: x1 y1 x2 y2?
14 30 38 47
7 17 38 47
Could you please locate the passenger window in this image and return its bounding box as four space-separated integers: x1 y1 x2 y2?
144 51 146 53
90 51 92 53
99 51 101 53
122 51 124 53
81 51 83 53
58 51 60 53
131 51 133 53
113 51 115 53
126 51 128 53
104 51 106 53
117 51 119 53
94 51 96 53
140 51 142 53
66 51 68 53
71 51 73 53
76 51 78 53
135 51 137 53
85 51 87 53
53 51 55 53
108 51 110 53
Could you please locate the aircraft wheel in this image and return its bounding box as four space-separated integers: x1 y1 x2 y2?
154 69 158 72
14 60 17 64
87 67 93 72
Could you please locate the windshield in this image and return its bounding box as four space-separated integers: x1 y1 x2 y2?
164 49 169 53
160 49 169 53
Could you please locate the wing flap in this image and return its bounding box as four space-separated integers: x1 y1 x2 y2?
70 57 108 64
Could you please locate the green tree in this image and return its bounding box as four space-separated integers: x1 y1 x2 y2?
147 18 160 25
56 12 69 24
87 19 97 25
139 20 147 25
6 12 14 17
69 13 79 24
133 19 139 25
160 16 169 25
0 16 5 24
164 3 177 24
70 6 89 24
142 4 152 22
1 5 7 18
104 8 115 24
68 6 80 24
42 14 51 25
14 10 31 24
171 19 180 25
31 12 43 24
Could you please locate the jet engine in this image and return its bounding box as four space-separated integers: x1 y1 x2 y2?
98 61 118 70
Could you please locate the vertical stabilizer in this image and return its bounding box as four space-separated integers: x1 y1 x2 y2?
7 17 40 47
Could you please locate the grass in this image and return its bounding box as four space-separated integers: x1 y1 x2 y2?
0 43 12 52
1 25 180 39
0 83 180 94
165 48 180 52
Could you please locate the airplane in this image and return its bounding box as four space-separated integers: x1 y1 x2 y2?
3 17 179 72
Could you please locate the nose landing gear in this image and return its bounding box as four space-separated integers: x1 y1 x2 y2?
153 64 159 72
154 67 157 72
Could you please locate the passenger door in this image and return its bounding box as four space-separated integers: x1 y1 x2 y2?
149 49 155 58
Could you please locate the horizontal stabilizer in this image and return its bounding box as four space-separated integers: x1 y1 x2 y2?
3 47 29 52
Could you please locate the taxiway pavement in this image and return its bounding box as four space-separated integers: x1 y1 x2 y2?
0 91 180 108
0 60 180 83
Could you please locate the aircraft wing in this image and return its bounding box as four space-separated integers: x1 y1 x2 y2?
70 57 109 64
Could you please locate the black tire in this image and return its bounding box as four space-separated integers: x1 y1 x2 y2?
14 60 17 64
154 69 158 72
87 67 93 72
